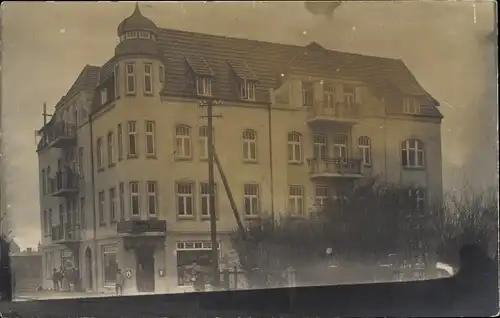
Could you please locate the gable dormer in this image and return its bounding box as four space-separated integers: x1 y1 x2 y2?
184 56 215 97
227 60 259 101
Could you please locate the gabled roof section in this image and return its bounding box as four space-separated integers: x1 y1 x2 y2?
184 56 215 77
55 64 100 109
228 60 259 81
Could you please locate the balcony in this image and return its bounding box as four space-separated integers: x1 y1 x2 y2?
117 219 167 236
307 157 364 179
51 224 80 243
39 121 77 150
49 169 79 197
306 101 358 126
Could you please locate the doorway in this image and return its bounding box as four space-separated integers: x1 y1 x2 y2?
136 246 155 293
84 247 93 291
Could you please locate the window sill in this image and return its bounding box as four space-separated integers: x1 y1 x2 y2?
201 216 219 221
147 214 158 219
127 154 138 160
199 157 208 162
244 215 260 220
125 92 136 97
288 161 303 166
108 163 116 169
99 223 107 227
243 159 258 164
146 155 157 160
403 166 425 171
175 156 192 162
97 168 105 173
143 92 154 97
177 215 195 221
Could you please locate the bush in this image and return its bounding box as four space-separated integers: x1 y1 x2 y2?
230 179 498 287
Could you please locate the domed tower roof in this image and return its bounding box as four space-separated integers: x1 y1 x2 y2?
117 3 158 37
115 3 161 58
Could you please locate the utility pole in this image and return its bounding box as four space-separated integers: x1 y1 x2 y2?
200 99 223 289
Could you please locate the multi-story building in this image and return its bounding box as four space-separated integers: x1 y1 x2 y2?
36 4 443 294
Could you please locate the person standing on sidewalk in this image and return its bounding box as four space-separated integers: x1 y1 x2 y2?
115 269 125 295
52 268 60 292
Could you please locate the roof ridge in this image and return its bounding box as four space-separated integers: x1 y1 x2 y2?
158 27 402 62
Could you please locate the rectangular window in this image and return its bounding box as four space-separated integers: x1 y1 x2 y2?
101 88 108 104
176 182 194 217
41 169 46 194
48 208 52 234
117 124 123 160
107 131 115 166
302 81 314 106
145 121 156 157
196 76 212 96
403 98 421 114
315 186 329 207
80 198 85 230
175 125 192 159
147 181 157 216
109 187 117 223
45 252 54 278
409 188 426 213
333 134 348 161
343 85 356 107
323 84 336 110
243 184 259 217
114 64 120 98
199 126 213 160
127 121 137 157
129 181 140 216
287 132 302 163
240 80 256 100
289 186 304 215
200 182 217 218
242 130 257 161
126 63 136 95
98 191 105 226
159 65 165 83
103 246 118 285
144 63 153 94
78 147 84 178
176 241 219 286
119 182 125 220
97 137 104 170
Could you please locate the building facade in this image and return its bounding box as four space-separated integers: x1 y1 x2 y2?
36 4 443 294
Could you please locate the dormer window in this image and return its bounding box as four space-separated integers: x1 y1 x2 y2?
197 76 212 96
101 88 108 104
240 80 256 100
403 98 421 114
138 31 151 39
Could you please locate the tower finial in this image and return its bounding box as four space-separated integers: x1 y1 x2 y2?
135 1 140 12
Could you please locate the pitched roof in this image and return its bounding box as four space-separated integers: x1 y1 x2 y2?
55 64 100 109
155 27 441 117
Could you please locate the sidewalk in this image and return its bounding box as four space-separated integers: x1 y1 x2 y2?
14 291 110 301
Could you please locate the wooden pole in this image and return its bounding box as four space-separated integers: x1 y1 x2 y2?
207 99 220 288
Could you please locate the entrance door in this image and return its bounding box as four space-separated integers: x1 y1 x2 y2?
136 247 155 293
85 247 93 291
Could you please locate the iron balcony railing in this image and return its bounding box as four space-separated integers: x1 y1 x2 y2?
307 157 363 176
51 224 81 242
38 121 77 150
306 101 359 121
48 168 79 196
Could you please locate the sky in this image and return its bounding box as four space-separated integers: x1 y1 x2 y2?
1 1 497 249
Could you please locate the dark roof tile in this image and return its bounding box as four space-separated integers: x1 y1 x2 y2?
55 65 100 109
156 28 440 117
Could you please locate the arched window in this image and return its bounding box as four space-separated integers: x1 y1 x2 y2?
242 129 257 161
313 133 327 159
175 125 191 159
401 139 425 168
288 132 302 163
333 134 348 160
358 136 372 166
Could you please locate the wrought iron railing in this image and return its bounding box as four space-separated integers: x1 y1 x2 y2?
307 157 363 175
306 101 358 120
